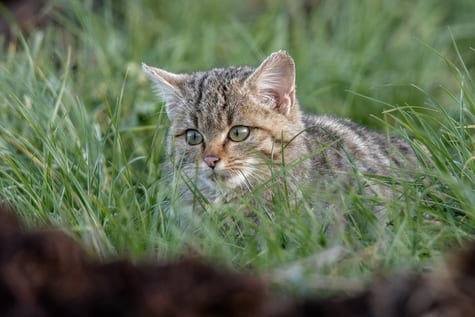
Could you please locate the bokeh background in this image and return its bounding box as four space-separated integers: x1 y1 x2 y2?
2 0 474 124
0 0 474 293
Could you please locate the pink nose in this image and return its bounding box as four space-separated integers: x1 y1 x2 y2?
204 155 220 168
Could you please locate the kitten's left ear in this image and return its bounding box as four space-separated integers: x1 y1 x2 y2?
246 50 296 115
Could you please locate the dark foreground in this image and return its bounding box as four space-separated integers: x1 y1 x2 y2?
0 206 474 317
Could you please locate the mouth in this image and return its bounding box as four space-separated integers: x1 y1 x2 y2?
209 172 218 182
209 171 228 183
204 168 237 188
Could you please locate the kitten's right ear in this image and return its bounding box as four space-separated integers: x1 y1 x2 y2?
142 63 189 120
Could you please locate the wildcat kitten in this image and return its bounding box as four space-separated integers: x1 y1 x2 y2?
143 51 418 210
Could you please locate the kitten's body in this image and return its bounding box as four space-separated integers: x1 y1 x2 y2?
143 51 418 210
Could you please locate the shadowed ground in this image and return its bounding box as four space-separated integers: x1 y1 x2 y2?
0 205 474 317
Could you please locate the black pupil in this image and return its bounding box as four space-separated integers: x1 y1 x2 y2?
188 131 201 144
231 127 248 141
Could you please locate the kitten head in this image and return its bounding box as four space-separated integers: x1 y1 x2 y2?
143 51 306 202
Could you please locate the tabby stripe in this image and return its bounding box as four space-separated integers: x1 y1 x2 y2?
257 127 294 144
196 73 209 108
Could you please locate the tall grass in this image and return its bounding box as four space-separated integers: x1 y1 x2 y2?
0 0 474 292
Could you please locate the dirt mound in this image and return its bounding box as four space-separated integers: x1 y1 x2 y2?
0 205 473 316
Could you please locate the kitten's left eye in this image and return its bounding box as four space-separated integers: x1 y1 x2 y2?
228 126 250 142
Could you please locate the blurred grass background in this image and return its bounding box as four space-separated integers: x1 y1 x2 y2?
0 0 474 294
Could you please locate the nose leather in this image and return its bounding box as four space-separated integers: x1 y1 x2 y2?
204 155 220 168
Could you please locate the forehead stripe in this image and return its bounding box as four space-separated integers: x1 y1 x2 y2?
196 72 209 108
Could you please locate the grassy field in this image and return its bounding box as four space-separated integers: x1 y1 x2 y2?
0 0 474 294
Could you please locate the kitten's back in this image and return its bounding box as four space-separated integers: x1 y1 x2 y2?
302 113 418 181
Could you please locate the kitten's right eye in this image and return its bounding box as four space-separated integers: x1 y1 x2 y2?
185 129 203 145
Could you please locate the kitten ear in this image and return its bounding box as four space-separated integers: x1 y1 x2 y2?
142 63 189 120
246 51 296 115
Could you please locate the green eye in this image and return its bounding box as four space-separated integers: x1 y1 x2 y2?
228 126 250 142
185 129 203 145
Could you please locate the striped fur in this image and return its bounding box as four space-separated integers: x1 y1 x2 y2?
143 51 418 208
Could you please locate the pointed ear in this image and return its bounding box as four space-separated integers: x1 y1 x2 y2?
246 51 296 115
142 63 189 120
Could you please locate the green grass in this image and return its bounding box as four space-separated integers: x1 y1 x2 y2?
0 0 474 293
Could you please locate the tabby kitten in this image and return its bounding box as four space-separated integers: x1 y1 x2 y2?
143 51 417 209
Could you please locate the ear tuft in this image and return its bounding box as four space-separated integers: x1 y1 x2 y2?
142 63 189 120
246 51 296 115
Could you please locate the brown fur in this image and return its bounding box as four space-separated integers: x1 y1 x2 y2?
0 205 268 316
0 0 50 43
1 205 474 316
143 51 419 210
